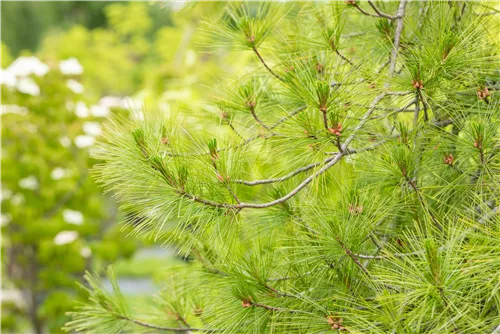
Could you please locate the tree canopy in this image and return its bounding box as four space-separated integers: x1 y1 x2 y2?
59 1 500 333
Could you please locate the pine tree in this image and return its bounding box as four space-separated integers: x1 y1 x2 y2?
65 2 499 333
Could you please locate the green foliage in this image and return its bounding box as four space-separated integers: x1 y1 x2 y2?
21 1 500 333
0 48 136 333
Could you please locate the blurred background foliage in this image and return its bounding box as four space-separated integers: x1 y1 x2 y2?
1 2 247 333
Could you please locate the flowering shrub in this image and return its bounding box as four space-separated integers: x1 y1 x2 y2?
1 53 136 333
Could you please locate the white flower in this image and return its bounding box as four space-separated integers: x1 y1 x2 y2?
127 98 145 120
17 77 40 96
53 231 79 245
0 69 17 87
60 136 72 147
66 101 74 111
59 58 83 75
1 213 12 226
66 79 84 94
63 209 84 225
26 123 37 133
83 122 102 136
7 56 49 77
99 96 126 109
75 135 95 148
1 188 13 201
80 247 92 258
90 105 110 118
18 175 38 190
50 167 67 180
1 105 28 116
185 49 196 67
75 101 89 118
11 193 25 205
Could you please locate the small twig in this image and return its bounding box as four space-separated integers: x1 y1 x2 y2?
228 123 246 140
335 49 354 66
367 1 402 20
388 0 408 78
336 237 370 275
404 175 444 232
264 284 298 298
251 45 283 81
353 250 424 260
271 105 307 130
249 105 274 134
115 314 216 332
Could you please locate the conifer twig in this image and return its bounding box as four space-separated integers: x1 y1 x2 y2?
352 1 402 20
388 0 408 77
353 250 423 260
336 237 370 275
335 49 354 66
251 45 284 81
115 314 216 332
367 1 403 20
234 137 393 186
178 93 387 209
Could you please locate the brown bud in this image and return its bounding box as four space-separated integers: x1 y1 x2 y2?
216 173 224 182
242 299 252 308
444 154 454 165
484 87 490 97
320 105 327 113
412 79 424 89
247 100 256 108
327 316 345 331
477 87 490 100
316 63 324 74
348 204 363 215
328 123 343 136
161 137 169 145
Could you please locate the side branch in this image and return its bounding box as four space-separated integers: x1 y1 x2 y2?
251 46 284 82
388 0 408 77
115 314 216 332
178 94 387 210
352 2 402 20
367 1 402 20
233 137 392 186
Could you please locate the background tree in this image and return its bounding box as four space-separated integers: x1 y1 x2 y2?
0 51 137 333
58 1 500 333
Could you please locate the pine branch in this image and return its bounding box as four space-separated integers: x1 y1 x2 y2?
335 49 354 66
115 314 217 333
234 137 393 186
367 1 403 20
353 250 423 260
388 0 408 77
336 236 370 276
251 45 283 81
352 2 402 20
249 104 274 134
270 105 307 129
